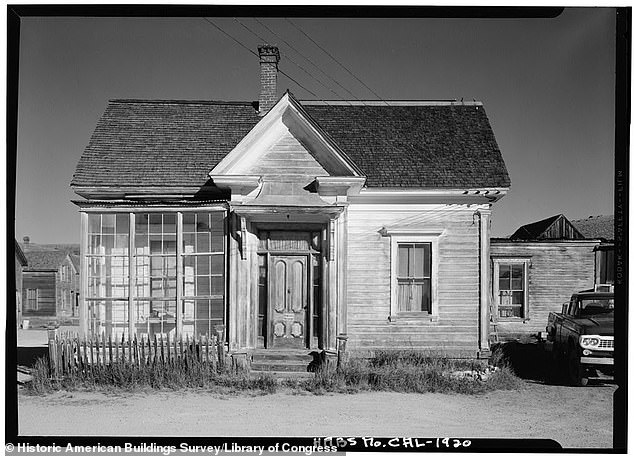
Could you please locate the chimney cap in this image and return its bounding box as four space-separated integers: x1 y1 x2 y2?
258 44 280 61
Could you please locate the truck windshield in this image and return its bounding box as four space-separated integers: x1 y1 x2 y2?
578 298 614 316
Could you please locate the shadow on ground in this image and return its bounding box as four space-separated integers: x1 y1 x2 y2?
491 340 615 387
17 346 48 368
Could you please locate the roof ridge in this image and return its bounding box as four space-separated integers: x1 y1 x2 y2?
300 100 484 106
109 99 257 106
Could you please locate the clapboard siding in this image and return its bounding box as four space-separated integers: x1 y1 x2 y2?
346 204 482 354
490 240 599 339
22 271 57 316
245 130 328 177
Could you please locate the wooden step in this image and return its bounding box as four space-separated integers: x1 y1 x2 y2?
251 361 311 373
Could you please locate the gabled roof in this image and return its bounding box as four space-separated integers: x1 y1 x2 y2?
15 240 27 266
71 97 510 190
21 244 79 271
69 254 81 272
571 215 614 241
510 214 585 241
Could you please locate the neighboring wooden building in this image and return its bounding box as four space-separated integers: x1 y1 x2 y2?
70 45 511 358
490 214 608 341
21 241 80 326
571 215 614 291
15 240 28 327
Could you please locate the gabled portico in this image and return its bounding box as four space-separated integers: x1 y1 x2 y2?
210 91 366 351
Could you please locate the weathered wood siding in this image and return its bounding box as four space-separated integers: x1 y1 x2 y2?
22 271 57 316
243 130 328 178
490 240 598 339
346 204 483 356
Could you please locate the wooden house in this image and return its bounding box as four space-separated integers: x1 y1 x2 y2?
571 215 614 291
490 214 605 341
71 45 510 359
21 241 80 326
15 239 28 327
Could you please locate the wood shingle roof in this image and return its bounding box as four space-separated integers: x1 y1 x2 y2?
71 98 510 190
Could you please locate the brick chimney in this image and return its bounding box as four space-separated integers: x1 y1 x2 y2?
23 236 30 244
258 45 280 116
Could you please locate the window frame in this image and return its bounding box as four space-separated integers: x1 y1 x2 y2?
492 258 530 321
26 288 38 311
389 234 440 320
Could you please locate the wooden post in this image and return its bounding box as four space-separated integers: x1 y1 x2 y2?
108 335 113 366
101 332 107 367
82 337 88 370
128 334 132 364
214 324 225 369
154 333 158 364
140 335 145 366
89 336 94 368
121 334 125 365
160 333 165 364
173 334 177 365
336 334 349 370
133 334 139 366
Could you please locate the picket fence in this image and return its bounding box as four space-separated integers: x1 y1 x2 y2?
46 329 225 377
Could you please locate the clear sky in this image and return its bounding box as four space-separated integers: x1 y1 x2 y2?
14 8 616 244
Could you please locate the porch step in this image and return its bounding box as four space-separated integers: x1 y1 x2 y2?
250 350 318 374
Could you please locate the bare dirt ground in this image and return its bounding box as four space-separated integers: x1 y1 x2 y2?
18 381 615 449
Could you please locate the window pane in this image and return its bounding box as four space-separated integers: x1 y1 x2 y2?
422 244 431 277
197 256 210 275
116 214 129 234
183 213 195 232
183 234 195 254
197 232 210 253
398 245 410 277
102 214 115 234
211 255 223 272
163 214 176 233
512 291 524 306
88 214 101 234
413 245 423 277
499 265 510 290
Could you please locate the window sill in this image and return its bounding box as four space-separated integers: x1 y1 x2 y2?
389 313 438 323
496 317 530 323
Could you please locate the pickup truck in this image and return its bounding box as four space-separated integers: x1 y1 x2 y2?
545 290 614 386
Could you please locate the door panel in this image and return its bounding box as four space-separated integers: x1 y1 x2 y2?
270 255 307 349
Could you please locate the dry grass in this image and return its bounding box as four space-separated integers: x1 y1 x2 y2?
27 349 522 396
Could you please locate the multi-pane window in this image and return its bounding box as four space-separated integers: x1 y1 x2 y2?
135 213 177 337
495 261 528 319
396 243 432 313
181 212 225 337
85 211 225 340
26 288 38 311
87 214 130 338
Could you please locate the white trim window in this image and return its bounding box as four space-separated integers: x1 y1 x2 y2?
388 234 440 318
492 258 530 320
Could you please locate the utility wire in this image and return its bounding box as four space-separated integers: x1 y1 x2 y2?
285 18 390 106
203 17 445 173
233 17 348 102
252 18 367 104
203 17 318 98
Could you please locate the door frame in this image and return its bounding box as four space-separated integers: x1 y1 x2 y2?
267 252 311 349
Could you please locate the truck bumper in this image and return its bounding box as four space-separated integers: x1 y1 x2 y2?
580 357 613 365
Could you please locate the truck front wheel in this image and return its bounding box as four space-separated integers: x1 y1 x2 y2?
567 342 589 387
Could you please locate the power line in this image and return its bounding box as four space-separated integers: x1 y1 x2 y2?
285 18 389 106
203 18 318 98
202 18 258 59
233 17 347 102
202 17 444 172
252 18 366 104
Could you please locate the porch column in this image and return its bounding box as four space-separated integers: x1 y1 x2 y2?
479 208 492 354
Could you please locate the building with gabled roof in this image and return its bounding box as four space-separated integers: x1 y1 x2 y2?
71 45 511 364
21 240 80 326
490 213 614 341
